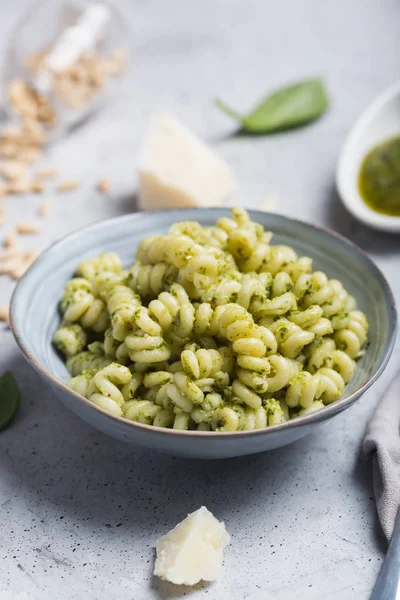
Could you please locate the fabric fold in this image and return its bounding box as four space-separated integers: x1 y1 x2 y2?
363 371 400 540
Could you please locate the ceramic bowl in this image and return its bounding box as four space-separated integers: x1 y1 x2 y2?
10 209 397 459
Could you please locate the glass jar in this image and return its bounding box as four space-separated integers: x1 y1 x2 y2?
2 0 130 142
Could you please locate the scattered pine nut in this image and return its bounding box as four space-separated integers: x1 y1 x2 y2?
56 180 80 192
10 249 39 279
0 249 23 261
16 221 41 234
18 147 41 164
0 255 23 274
0 160 27 180
31 181 45 193
0 206 4 225
39 199 52 216
97 178 111 193
4 229 17 249
0 142 18 159
0 305 9 324
36 167 58 179
7 177 32 194
10 264 28 280
1 124 22 141
24 249 40 262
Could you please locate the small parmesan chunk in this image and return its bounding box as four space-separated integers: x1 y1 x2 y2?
154 506 230 586
138 115 236 210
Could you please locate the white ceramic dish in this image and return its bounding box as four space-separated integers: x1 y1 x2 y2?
337 81 400 232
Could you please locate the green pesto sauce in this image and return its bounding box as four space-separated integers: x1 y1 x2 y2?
358 136 400 216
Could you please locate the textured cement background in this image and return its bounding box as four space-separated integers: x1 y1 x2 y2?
1 1 400 598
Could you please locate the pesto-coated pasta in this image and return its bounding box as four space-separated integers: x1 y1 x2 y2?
54 208 369 431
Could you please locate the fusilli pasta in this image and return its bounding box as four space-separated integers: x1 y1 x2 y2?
54 208 369 431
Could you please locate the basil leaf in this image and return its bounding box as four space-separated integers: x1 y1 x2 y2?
215 78 329 134
0 371 20 431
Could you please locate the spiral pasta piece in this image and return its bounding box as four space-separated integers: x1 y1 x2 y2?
104 327 125 360
297 272 333 306
192 303 226 338
68 369 95 398
87 363 132 406
166 371 204 413
91 270 130 301
330 350 356 383
297 273 356 326
218 303 277 394
314 368 345 404
225 209 270 273
54 323 87 357
181 347 233 379
263 399 287 425
125 330 171 364
77 252 122 281
66 346 111 376
203 273 270 312
210 398 285 431
286 371 320 409
138 232 231 295
149 283 195 342
266 317 315 359
334 311 368 359
288 306 333 338
296 400 325 417
252 292 297 318
322 280 356 318
61 278 109 332
266 355 301 393
129 262 178 298
305 338 336 374
106 285 141 341
123 399 163 424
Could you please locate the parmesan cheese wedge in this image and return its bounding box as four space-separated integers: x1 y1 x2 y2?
138 115 236 210
154 506 230 586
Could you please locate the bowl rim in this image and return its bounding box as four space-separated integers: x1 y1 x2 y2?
10 208 398 439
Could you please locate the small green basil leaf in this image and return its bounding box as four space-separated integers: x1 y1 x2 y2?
215 78 329 134
0 371 20 431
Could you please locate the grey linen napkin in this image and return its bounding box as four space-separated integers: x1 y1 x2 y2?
364 371 400 540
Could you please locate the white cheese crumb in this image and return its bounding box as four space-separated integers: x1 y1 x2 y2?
138 115 236 210
154 506 230 586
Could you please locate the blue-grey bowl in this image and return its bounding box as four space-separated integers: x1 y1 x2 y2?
10 209 397 459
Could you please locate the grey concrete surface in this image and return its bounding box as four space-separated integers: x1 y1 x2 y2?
1 1 400 598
